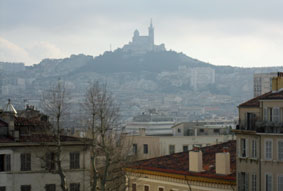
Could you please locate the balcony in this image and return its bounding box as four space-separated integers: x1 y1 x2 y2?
236 121 283 133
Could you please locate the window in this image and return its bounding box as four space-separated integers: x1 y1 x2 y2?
45 184 56 191
264 108 268 121
199 129 204 133
252 174 256 191
252 139 257 158
0 187 6 191
169 145 175 154
266 174 272 191
21 185 31 191
158 187 164 191
70 183 80 191
272 107 280 122
21 153 31 171
278 175 283 191
132 183 136 191
240 138 248 158
265 140 272 160
269 108 273 122
70 152 80 169
183 145 188 152
278 141 283 161
46 152 55 170
144 185 149 191
0 154 11 171
143 144 148 154
132 144 137 155
214 129 220 133
238 172 248 191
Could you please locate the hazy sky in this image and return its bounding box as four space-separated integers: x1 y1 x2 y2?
1 0 283 67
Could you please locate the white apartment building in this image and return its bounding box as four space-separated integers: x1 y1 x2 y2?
0 101 91 191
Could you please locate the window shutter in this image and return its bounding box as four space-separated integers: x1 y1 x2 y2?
272 107 280 122
279 141 283 161
263 108 268 121
246 139 249 158
5 154 11 171
245 173 249 191
278 176 283 191
70 153 74 169
27 154 31 170
238 172 242 191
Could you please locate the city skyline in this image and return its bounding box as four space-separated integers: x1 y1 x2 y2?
1 0 283 67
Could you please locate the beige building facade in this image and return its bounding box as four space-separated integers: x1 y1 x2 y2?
235 75 283 191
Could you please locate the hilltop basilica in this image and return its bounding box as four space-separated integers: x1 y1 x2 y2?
122 20 166 54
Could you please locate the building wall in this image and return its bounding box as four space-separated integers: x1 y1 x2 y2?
127 172 235 191
0 144 90 191
128 135 233 160
236 133 283 191
127 136 161 160
254 73 277 97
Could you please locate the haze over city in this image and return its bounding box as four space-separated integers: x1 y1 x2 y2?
1 0 283 67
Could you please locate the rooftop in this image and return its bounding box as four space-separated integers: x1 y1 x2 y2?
126 140 236 183
239 89 283 108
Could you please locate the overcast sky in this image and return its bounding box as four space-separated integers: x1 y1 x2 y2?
1 0 283 67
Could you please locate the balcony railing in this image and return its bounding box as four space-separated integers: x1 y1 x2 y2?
237 121 283 133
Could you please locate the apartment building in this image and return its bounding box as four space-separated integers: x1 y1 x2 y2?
127 122 233 160
234 75 283 191
125 141 236 191
253 72 282 97
0 101 90 191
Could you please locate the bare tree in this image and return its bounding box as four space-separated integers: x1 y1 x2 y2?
83 82 132 191
42 81 70 191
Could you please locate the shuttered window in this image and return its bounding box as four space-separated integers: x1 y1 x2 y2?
252 174 256 191
132 184 136 191
252 139 257 158
278 176 283 191
265 140 272 160
21 185 31 191
238 172 249 191
70 152 80 169
45 184 56 191
278 141 283 161
21 153 31 171
144 185 149 191
266 174 272 191
0 154 11 171
263 108 268 121
70 183 80 191
272 107 280 122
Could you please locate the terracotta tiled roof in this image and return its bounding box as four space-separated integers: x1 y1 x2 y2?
127 140 236 181
239 89 283 108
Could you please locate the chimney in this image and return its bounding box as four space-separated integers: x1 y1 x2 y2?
272 75 283 91
189 150 203 172
216 151 231 175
